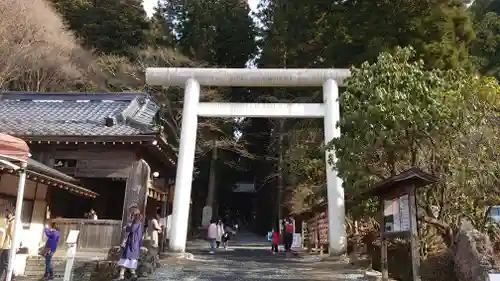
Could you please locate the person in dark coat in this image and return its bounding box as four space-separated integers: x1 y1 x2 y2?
284 217 294 252
117 210 142 280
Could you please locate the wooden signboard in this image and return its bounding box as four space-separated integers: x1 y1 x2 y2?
363 167 439 281
51 149 135 178
120 159 151 241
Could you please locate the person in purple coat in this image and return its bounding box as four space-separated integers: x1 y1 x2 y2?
43 222 60 280
117 210 142 280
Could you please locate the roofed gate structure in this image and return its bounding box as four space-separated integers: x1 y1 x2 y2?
0 92 174 220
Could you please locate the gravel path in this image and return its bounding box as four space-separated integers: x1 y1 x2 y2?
145 247 369 281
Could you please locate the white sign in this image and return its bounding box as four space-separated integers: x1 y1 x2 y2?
292 234 301 249
159 217 166 227
66 230 80 244
489 274 500 281
399 195 410 231
383 195 410 232
166 215 172 239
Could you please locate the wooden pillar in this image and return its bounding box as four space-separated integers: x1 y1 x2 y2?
160 179 168 252
408 186 421 281
380 198 389 281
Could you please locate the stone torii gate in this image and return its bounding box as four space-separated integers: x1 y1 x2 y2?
146 68 350 255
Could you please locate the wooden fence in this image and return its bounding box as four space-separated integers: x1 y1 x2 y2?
49 218 121 250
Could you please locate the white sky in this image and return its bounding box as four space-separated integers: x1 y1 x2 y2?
142 0 260 17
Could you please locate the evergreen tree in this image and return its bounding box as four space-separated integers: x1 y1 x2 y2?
147 0 176 47
250 0 478 220
167 0 257 67
257 0 475 70
484 0 500 13
470 0 500 78
49 0 150 57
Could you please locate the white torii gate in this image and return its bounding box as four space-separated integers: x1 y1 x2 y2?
146 68 350 255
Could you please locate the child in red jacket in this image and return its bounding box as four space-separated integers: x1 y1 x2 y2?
271 230 280 254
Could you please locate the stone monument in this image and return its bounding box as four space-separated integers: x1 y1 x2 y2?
106 158 160 279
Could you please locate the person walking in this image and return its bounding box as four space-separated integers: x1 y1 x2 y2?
222 223 233 250
207 219 217 254
271 230 280 254
147 214 162 256
0 210 15 281
284 217 294 252
116 210 142 280
215 220 224 248
42 223 60 280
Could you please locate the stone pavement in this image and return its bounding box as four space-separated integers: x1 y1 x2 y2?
147 236 370 281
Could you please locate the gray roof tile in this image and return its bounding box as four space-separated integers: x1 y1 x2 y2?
0 92 161 137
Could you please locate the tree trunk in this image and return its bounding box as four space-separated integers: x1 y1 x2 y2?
422 215 454 248
206 140 218 211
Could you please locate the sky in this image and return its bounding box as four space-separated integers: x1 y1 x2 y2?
142 0 260 17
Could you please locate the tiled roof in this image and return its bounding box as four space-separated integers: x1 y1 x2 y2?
27 158 77 183
0 158 98 198
0 92 161 137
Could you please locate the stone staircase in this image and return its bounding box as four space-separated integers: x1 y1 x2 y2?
20 256 66 280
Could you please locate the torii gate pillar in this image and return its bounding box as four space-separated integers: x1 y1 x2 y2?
146 68 349 256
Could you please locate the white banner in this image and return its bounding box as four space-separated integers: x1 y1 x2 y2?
292 233 301 249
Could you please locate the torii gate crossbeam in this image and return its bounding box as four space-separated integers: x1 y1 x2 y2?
145 68 350 256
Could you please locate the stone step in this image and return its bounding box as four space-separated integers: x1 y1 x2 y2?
17 278 60 281
26 257 65 264
25 265 65 273
23 268 64 278
23 260 66 277
24 268 65 274
25 260 65 267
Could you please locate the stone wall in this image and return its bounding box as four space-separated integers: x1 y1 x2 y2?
70 243 160 281
453 219 499 281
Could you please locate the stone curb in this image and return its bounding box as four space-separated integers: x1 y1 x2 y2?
364 270 398 281
364 270 381 281
159 252 194 260
311 255 349 262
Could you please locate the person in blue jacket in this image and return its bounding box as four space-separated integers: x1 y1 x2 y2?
43 223 60 280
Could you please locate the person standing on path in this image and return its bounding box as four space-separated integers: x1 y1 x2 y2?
0 210 15 281
147 214 162 256
284 217 294 252
222 223 233 250
271 230 280 254
215 220 224 248
42 223 60 280
117 210 142 280
207 219 217 254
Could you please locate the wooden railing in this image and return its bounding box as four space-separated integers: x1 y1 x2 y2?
49 218 121 251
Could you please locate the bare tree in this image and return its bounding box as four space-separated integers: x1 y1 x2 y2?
0 0 96 91
98 47 254 167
